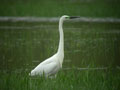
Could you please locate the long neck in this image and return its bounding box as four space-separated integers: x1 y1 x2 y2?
57 18 64 56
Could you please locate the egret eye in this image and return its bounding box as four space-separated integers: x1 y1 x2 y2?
66 16 70 19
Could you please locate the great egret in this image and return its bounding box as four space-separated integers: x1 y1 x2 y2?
30 15 79 77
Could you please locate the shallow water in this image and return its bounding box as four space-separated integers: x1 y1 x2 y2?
0 22 120 72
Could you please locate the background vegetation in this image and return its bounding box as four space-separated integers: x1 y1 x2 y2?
0 0 120 18
0 0 120 90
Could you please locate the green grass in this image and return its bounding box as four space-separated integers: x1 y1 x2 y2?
0 22 120 70
0 69 120 90
0 21 120 89
0 0 120 18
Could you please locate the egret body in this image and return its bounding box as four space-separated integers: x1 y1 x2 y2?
30 15 78 77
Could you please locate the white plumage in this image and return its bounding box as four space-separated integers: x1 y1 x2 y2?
30 53 63 77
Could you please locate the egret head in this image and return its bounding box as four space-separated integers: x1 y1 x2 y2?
61 15 80 20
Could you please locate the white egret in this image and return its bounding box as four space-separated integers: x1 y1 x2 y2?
30 15 79 77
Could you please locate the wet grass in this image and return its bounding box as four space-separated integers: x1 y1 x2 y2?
0 69 120 90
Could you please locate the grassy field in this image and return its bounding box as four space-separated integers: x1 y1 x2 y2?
0 69 120 90
0 21 120 90
0 1 120 89
0 0 120 18
0 22 120 70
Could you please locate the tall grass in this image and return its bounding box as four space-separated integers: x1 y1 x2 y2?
0 69 120 90
0 20 120 89
0 22 120 69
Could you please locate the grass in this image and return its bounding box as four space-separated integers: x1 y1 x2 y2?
0 0 120 18
0 1 120 89
0 22 120 70
0 20 120 89
0 68 120 90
